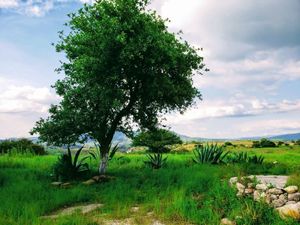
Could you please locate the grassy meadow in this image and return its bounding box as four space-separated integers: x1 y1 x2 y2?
0 143 300 225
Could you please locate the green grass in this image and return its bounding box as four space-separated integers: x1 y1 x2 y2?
0 147 299 225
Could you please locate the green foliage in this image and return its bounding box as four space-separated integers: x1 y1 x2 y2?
144 153 167 169
252 138 276 148
53 146 90 181
132 128 182 153
193 143 229 164
295 139 300 145
0 152 299 224
30 0 206 174
0 139 46 155
228 152 265 164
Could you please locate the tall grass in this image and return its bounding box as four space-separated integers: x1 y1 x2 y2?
0 152 298 224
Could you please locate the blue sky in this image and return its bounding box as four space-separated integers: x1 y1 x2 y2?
0 0 300 139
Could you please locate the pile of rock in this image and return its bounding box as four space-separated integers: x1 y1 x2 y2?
229 175 300 220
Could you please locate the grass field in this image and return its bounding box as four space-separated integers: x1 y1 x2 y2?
0 145 300 225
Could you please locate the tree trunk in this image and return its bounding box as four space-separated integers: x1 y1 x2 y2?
99 152 109 174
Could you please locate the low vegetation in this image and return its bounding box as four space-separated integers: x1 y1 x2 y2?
0 139 46 155
252 138 277 148
0 144 299 224
52 146 90 181
193 143 229 164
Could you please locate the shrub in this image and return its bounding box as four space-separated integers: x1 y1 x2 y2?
0 139 46 155
295 139 300 145
53 146 90 181
144 153 167 169
193 143 229 164
252 141 261 148
252 138 276 148
223 141 233 147
132 128 182 153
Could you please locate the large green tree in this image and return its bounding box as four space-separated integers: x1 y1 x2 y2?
31 0 206 174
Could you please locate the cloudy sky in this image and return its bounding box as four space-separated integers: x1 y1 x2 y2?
0 0 300 139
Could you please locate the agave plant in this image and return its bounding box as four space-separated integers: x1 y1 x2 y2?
89 142 119 161
248 154 264 164
144 153 167 169
53 145 90 181
227 151 264 165
193 143 229 164
227 152 249 163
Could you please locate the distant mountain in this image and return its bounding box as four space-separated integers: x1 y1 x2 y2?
179 132 300 142
269 133 300 141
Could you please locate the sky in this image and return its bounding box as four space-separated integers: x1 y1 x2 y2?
0 0 300 139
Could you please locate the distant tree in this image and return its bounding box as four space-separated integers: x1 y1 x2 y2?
132 128 182 153
223 141 233 147
0 139 46 155
296 140 300 145
260 138 276 148
252 138 276 148
31 0 206 174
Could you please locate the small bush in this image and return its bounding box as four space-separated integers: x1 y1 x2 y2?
132 128 182 153
53 146 90 181
193 143 229 164
0 139 46 155
223 141 233 147
252 138 276 148
295 139 300 145
144 153 167 169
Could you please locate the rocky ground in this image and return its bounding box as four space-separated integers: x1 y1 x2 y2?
229 175 300 221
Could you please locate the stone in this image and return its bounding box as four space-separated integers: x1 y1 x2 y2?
82 179 96 185
236 183 245 193
244 188 254 195
92 175 115 182
276 202 300 220
266 194 278 204
284 186 298 194
61 182 71 188
253 190 266 201
220 218 236 225
254 175 288 189
256 183 268 191
272 198 287 208
268 188 283 195
247 183 255 188
236 192 244 197
42 203 103 219
270 194 279 200
288 193 300 202
229 177 238 186
279 193 288 201
286 201 297 205
51 182 62 186
131 206 139 212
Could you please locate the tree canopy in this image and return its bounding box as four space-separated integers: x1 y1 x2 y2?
31 0 206 173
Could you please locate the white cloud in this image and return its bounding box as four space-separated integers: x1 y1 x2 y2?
0 78 59 113
165 98 300 125
240 120 300 135
79 0 94 3
0 0 18 8
24 0 54 17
